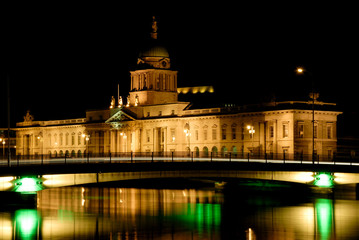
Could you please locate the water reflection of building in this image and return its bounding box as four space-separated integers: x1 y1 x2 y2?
2 187 359 239
14 17 341 160
35 187 222 239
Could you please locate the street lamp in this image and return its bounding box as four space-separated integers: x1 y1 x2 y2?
247 125 255 155
82 133 90 160
184 123 191 155
2 140 5 158
296 66 317 163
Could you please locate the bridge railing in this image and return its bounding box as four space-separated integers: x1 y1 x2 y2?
0 151 359 166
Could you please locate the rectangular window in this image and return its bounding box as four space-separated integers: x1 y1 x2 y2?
241 125 245 140
222 128 226 140
171 128 176 142
269 126 274 138
327 125 332 139
146 130 151 143
283 124 289 138
314 125 318 138
203 129 208 141
195 130 199 141
232 127 236 140
212 129 217 140
298 124 304 138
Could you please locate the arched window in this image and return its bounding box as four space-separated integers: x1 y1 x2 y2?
59 150 63 157
77 150 82 157
65 150 70 157
212 146 218 157
54 150 57 158
71 150 76 157
194 147 199 157
203 146 209 157
221 146 228 157
232 146 238 157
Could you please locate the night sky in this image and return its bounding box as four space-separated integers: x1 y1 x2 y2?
1 3 358 135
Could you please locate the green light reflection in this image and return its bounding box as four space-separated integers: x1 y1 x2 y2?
14 209 40 240
174 203 221 234
316 199 333 240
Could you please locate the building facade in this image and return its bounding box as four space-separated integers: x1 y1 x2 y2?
15 18 341 161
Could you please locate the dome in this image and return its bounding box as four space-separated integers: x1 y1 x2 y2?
138 43 169 58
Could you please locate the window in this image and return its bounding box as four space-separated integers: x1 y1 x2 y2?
283 124 289 138
221 126 227 140
146 130 151 143
231 127 236 140
314 125 318 138
298 124 304 138
159 111 162 116
203 129 208 141
327 125 333 139
212 129 217 140
72 133 75 145
60 133 63 146
195 130 199 141
65 133 69 145
78 133 82 145
269 126 274 138
171 128 176 142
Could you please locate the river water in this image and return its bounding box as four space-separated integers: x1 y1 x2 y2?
1 185 359 239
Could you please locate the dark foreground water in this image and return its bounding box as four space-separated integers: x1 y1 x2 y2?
1 186 359 239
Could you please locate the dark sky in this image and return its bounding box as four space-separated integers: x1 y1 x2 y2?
1 3 358 129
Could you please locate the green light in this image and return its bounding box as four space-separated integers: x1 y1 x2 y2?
316 199 333 239
14 209 40 239
314 173 334 187
13 176 44 192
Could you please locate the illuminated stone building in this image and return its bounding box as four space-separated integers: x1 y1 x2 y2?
15 17 341 160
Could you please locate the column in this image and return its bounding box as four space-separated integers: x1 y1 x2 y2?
259 122 265 156
273 120 277 155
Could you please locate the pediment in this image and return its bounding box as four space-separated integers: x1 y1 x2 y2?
106 109 136 123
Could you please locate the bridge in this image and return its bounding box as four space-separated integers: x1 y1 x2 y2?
1 152 359 193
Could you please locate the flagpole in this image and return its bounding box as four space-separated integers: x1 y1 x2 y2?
7 74 11 166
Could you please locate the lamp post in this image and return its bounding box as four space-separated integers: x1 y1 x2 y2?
296 67 317 163
184 123 191 155
247 125 255 155
2 140 5 158
82 133 90 161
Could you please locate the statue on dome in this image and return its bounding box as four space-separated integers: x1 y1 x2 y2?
110 96 115 109
118 96 123 107
126 95 130 107
135 95 139 106
24 110 34 122
151 16 158 39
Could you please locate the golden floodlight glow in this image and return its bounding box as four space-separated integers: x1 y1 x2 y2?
292 172 315 183
296 67 304 74
177 86 214 94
